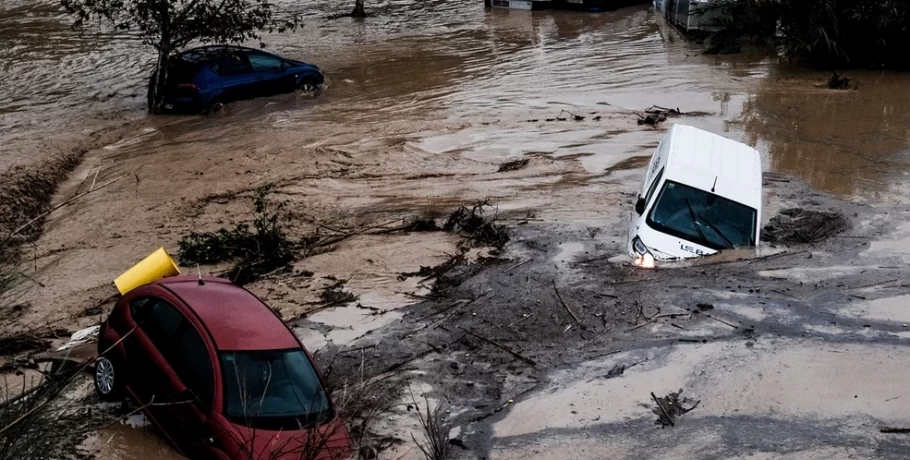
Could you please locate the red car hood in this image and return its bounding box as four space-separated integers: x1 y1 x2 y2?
228 418 352 460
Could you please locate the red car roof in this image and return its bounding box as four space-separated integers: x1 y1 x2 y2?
157 276 300 351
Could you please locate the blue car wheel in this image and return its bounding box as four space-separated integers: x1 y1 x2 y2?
296 75 322 93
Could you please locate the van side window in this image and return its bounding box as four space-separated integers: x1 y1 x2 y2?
644 167 665 205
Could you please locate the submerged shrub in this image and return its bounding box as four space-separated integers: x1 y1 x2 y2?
707 0 910 69
179 185 293 285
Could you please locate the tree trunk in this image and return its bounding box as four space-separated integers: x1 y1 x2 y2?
150 0 171 114
150 47 170 114
351 0 366 17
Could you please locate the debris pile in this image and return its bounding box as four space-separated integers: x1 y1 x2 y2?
828 72 853 90
443 200 510 249
497 159 530 173
651 389 700 427
637 106 683 126
763 208 849 244
320 278 358 306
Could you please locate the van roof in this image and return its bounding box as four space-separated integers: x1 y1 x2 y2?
662 124 762 209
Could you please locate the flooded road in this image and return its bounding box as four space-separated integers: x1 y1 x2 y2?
5 0 910 459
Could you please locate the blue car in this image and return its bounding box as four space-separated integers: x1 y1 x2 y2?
148 46 324 114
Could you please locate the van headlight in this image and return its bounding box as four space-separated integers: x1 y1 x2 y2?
632 237 656 268
632 237 651 256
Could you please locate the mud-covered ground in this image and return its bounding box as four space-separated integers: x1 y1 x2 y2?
321 176 910 459
4 1 910 459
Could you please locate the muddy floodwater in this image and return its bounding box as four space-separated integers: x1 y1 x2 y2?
4 0 910 198
4 0 910 459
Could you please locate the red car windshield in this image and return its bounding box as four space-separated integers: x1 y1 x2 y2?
221 349 333 429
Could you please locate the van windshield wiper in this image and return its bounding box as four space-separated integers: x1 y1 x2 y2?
684 198 710 247
700 215 735 249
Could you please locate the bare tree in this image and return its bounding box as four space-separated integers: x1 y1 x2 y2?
351 0 367 18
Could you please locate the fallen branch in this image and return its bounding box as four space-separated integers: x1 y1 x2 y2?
461 328 536 367
651 392 674 427
431 290 491 329
468 383 540 423
881 427 910 434
553 280 580 324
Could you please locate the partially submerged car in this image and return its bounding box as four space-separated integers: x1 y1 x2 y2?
628 124 762 265
94 275 351 459
149 45 324 114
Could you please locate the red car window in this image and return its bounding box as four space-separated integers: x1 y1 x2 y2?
138 298 183 348
171 325 215 409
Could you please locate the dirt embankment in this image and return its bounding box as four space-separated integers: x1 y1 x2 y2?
0 122 140 262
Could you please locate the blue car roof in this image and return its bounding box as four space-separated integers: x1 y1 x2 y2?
177 46 273 64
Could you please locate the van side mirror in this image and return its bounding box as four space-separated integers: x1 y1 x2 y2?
635 197 646 215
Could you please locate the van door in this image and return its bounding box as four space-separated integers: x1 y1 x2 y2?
629 167 665 239
628 137 669 247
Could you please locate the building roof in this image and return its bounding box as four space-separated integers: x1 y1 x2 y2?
158 276 300 351
663 124 762 209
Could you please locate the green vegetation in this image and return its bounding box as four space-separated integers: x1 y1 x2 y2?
178 185 294 285
708 0 910 69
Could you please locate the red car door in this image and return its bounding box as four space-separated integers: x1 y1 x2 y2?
164 318 221 457
128 297 196 452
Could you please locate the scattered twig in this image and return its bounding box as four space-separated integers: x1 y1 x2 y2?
507 259 531 271
705 314 739 329
771 289 799 299
506 313 535 329
849 279 899 290
581 326 613 349
625 321 654 332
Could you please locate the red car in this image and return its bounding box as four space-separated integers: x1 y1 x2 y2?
94 275 351 460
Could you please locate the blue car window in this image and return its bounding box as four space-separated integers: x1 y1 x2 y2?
212 55 252 76
248 54 283 72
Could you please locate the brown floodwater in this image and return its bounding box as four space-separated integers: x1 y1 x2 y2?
3 0 910 198
4 1 910 459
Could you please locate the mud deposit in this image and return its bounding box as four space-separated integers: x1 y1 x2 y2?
3 0 910 459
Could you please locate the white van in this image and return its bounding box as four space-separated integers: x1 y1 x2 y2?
627 124 762 265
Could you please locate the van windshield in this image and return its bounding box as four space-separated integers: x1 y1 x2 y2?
221 349 333 430
647 181 756 250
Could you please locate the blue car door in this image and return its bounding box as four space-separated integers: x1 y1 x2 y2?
209 53 256 103
245 52 296 96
